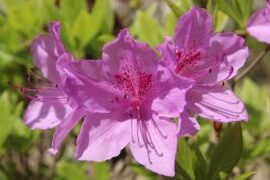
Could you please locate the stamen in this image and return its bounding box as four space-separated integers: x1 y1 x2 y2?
138 120 153 164
9 80 67 103
131 118 136 144
145 121 164 157
151 119 168 139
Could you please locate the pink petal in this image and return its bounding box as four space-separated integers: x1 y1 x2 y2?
59 60 122 113
151 87 186 117
177 111 200 137
31 22 67 82
151 64 193 117
102 29 158 77
31 35 61 82
48 108 85 155
75 113 130 161
129 115 177 177
156 36 176 65
210 33 249 78
175 7 212 49
187 85 248 122
65 76 122 113
48 22 66 54
24 100 73 130
247 5 270 44
57 58 105 83
195 63 234 85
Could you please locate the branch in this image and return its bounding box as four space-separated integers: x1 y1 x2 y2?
234 46 269 83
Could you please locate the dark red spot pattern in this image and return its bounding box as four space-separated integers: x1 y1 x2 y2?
115 64 152 109
175 48 201 73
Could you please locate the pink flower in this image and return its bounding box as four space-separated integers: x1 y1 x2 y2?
157 7 249 136
23 22 85 154
61 29 193 176
247 0 270 44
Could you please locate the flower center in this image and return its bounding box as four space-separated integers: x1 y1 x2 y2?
114 65 152 109
175 48 201 74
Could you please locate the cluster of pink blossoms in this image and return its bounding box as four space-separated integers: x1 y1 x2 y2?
22 5 269 176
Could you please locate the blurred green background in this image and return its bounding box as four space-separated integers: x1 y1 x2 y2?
0 0 270 179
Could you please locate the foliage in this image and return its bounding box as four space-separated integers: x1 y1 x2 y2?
0 0 269 179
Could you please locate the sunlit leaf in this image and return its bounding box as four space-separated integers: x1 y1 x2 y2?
92 162 110 180
131 11 163 47
59 0 87 23
208 123 243 180
236 78 270 134
0 92 13 146
57 161 88 180
67 0 114 53
213 10 229 32
216 0 253 31
164 0 182 17
234 171 256 180
175 139 207 180
164 12 177 36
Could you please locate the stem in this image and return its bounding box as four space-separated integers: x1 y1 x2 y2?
234 46 269 83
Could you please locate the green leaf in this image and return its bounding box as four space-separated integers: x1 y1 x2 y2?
0 92 14 146
164 12 177 36
177 139 195 179
191 142 208 180
213 9 229 32
234 171 256 180
236 78 270 135
92 162 110 180
129 164 157 179
131 11 163 47
251 139 270 157
68 0 114 52
208 123 243 180
72 10 92 48
164 0 182 17
86 34 115 59
59 0 87 23
3 0 54 37
91 0 114 35
216 0 253 31
2 99 36 153
0 170 9 180
164 0 193 17
179 0 194 13
192 0 207 8
57 161 88 180
176 139 207 180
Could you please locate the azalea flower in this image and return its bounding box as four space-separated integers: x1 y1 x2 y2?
247 0 270 44
23 22 85 154
158 7 249 136
60 29 193 176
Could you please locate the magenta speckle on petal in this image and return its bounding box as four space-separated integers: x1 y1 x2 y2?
114 64 152 109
